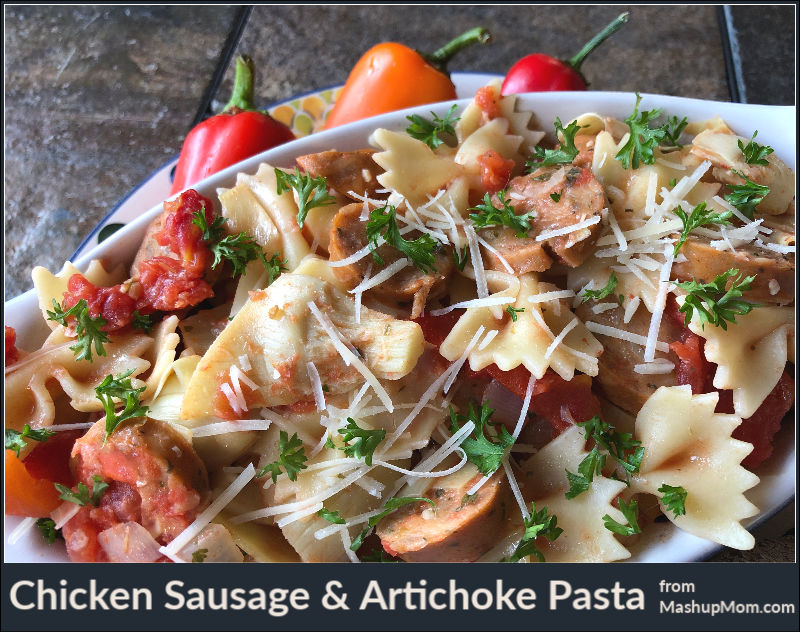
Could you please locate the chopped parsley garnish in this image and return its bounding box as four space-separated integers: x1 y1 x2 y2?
673 268 758 330
452 245 469 271
505 306 525 322
192 209 285 280
723 170 770 220
663 114 688 147
405 104 459 149
365 205 437 273
526 118 582 169
673 202 733 256
565 415 644 498
603 498 641 536
580 271 618 303
191 549 208 563
336 418 386 466
256 430 308 482
468 190 532 238
361 549 403 563
5 425 55 458
131 310 154 334
738 130 773 165
615 93 668 170
549 191 563 203
350 497 435 551
55 475 108 507
46 298 109 362
565 445 606 499
449 402 515 477
658 483 688 518
36 518 63 544
274 167 336 228
317 507 346 524
95 369 149 442
506 502 563 563
668 178 677 188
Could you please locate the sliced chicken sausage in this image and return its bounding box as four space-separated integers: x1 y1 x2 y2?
671 236 794 304
480 165 606 274
328 202 453 317
296 149 385 201
376 468 513 562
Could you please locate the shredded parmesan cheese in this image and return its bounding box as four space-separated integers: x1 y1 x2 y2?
623 296 640 323
348 258 409 294
8 517 37 545
306 361 326 412
634 360 675 374
528 289 576 303
769 279 781 295
191 420 271 437
535 215 601 241
430 295 515 316
544 318 579 359
586 321 670 352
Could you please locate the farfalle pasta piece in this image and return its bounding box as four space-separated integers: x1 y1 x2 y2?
4 326 158 433
370 128 464 208
231 164 312 270
685 304 794 418
518 425 631 562
454 118 523 189
439 272 602 380
455 79 544 155
631 385 759 550
32 259 127 329
181 273 425 419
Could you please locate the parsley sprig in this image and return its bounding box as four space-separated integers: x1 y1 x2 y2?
565 416 644 498
673 202 733 256
5 425 55 458
192 209 286 280
468 190 532 238
449 403 515 477
526 118 582 170
275 167 336 228
191 549 208 563
317 507 346 524
658 483 688 518
336 418 386 466
580 271 618 303
36 518 63 544
505 306 525 322
405 104 460 149
506 502 563 563
365 205 437 273
723 170 770 220
95 369 149 442
257 430 308 482
663 115 688 148
55 475 108 507
350 497 436 551
738 130 773 165
615 93 668 170
603 498 641 536
46 299 109 362
131 310 154 334
674 268 758 330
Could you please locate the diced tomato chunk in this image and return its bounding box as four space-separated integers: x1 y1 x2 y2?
22 430 83 486
155 189 214 271
62 273 138 332
478 150 516 194
136 256 214 313
475 86 500 120
733 372 794 469
413 310 463 347
5 325 19 366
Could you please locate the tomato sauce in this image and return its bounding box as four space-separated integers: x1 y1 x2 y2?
62 273 138 332
474 86 500 120
5 325 19 366
478 150 515 194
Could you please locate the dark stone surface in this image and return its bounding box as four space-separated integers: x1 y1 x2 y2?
4 5 240 298
728 5 796 105
218 5 730 108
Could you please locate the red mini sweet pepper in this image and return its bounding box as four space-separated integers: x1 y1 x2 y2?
501 12 630 95
170 55 295 195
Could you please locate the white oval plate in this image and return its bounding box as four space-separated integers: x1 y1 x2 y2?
5 91 795 563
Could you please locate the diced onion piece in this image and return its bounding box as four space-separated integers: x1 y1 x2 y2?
98 522 162 563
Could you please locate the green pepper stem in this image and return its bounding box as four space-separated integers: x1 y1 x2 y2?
223 55 257 112
566 12 630 72
425 27 492 72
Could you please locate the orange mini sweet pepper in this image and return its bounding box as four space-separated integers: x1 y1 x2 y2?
323 27 491 130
